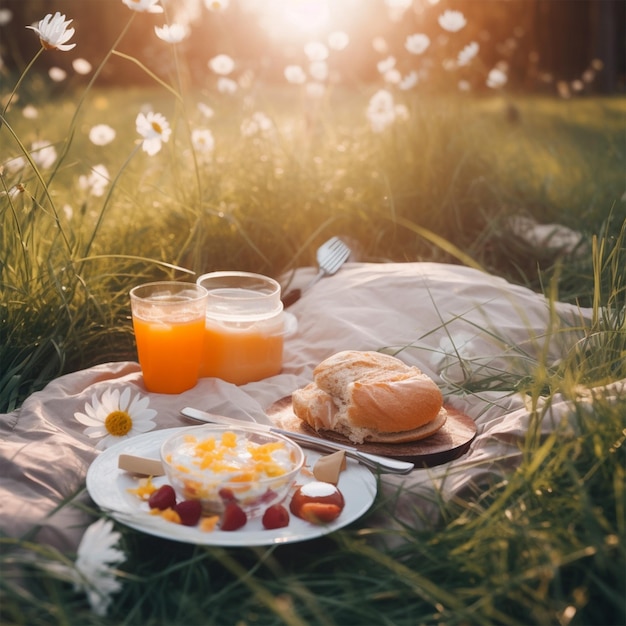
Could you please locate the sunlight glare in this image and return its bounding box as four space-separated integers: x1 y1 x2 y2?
243 0 356 41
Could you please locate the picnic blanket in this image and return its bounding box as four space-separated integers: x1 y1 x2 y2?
2 261 619 552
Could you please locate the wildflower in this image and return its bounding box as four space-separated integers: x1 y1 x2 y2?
486 67 507 89
74 387 157 450
48 66 67 82
405 33 430 55
191 128 215 153
457 41 479 67
122 0 163 13
304 41 328 62
155 23 189 43
22 105 38 119
204 0 229 11
75 518 126 616
78 164 110 197
284 65 306 85
328 31 349 51
73 58 92 74
30 140 57 169
438 9 466 33
377 56 396 75
197 102 215 119
135 111 171 156
26 12 76 51
399 71 418 90
366 89 396 133
217 77 237 94
89 124 116 146
208 53 235 75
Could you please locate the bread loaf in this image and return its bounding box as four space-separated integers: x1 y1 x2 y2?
292 350 447 444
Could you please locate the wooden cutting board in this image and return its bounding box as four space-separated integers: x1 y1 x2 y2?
266 396 477 468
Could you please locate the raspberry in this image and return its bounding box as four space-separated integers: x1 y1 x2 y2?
148 484 177 510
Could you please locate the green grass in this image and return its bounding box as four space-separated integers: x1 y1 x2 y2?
1 14 626 623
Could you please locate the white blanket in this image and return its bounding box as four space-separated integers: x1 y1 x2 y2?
1 262 615 551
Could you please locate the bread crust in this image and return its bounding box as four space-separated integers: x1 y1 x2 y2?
292 350 446 444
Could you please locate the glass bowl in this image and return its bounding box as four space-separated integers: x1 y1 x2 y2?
160 425 305 518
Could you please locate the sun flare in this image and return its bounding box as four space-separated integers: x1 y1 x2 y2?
242 0 356 40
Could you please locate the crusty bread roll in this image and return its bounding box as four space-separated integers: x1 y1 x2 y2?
292 350 447 444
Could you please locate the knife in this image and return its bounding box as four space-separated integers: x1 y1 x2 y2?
180 406 415 475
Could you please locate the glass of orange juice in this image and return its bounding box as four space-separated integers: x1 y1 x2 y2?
196 272 288 385
130 281 208 394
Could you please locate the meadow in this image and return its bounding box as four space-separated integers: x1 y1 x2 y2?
1 2 625 624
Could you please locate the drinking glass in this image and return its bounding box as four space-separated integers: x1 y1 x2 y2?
130 281 208 394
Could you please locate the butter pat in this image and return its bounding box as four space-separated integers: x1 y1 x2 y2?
118 454 165 476
313 450 346 484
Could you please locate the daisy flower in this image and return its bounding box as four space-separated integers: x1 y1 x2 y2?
74 387 157 450
208 53 235 75
121 0 163 14
155 23 189 43
438 10 467 33
89 124 116 146
26 12 76 51
405 33 430 55
78 164 110 197
30 140 57 169
458 41 479 67
366 89 396 133
284 65 306 85
48 66 67 82
191 128 215 153
40 518 126 617
217 77 237 94
487 67 508 89
135 111 171 156
74 518 126 616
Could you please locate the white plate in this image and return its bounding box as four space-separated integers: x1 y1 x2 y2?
86 427 377 547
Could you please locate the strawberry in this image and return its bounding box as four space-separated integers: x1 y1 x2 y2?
175 499 202 526
299 502 342 524
262 504 290 530
148 484 177 511
220 502 247 531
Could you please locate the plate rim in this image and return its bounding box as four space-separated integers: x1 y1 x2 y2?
86 426 378 547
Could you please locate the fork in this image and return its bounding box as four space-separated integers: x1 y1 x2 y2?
282 236 351 307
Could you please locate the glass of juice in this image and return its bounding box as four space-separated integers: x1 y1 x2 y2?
130 281 208 394
196 272 287 385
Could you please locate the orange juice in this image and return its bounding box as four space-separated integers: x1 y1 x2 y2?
133 316 206 393
199 320 284 385
130 281 208 394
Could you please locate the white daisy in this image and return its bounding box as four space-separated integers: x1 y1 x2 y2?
78 164 110 197
208 53 235 75
30 140 57 169
89 124 116 146
438 9 467 33
205 0 230 11
155 23 189 43
72 58 92 74
284 65 306 85
74 387 157 450
122 0 163 14
75 518 126 616
35 518 125 617
486 67 508 89
26 12 76 51
191 128 215 153
135 111 171 156
217 77 237 94
405 33 430 55
458 41 479 67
